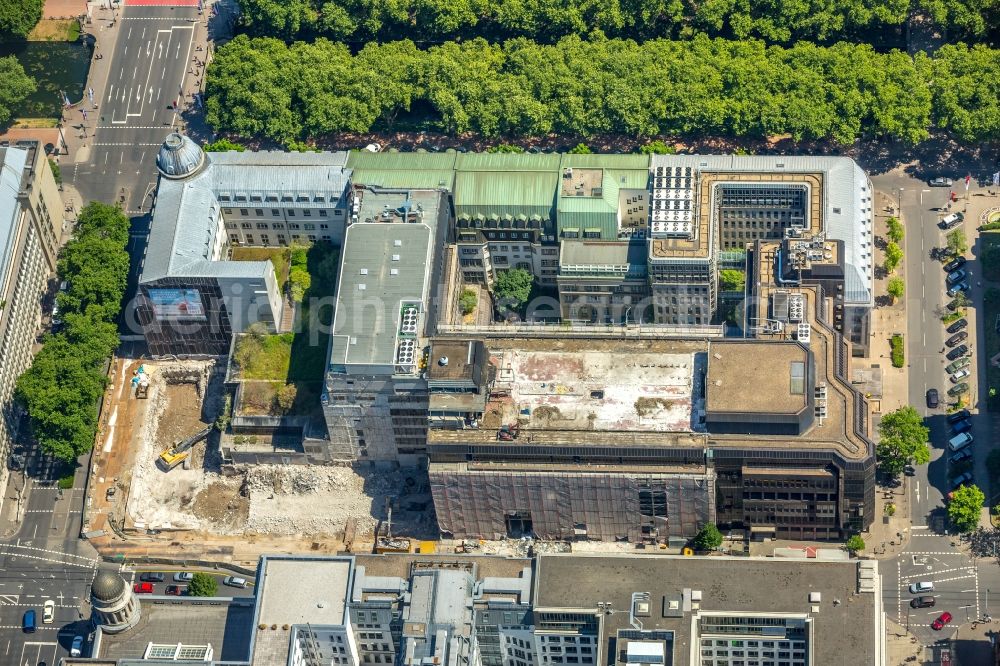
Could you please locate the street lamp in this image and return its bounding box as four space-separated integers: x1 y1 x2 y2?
896 187 904 213
624 306 632 326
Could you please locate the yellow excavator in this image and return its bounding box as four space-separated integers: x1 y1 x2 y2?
157 427 211 471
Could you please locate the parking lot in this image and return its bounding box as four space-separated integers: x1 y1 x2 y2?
127 568 255 599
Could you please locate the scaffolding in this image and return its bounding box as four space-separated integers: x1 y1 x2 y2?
429 467 714 543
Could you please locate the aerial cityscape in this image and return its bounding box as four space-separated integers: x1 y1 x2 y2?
0 0 998 664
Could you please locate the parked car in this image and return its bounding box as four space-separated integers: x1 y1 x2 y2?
951 419 973 434
947 268 968 284
946 297 965 311
932 612 953 630
223 576 248 589
911 596 937 608
926 389 940 408
22 609 36 633
950 368 971 383
946 318 968 334
944 256 967 272
945 356 971 374
904 464 917 476
947 409 972 423
941 212 965 229
948 382 970 397
930 177 954 187
165 585 186 595
909 581 935 594
70 636 84 658
946 345 969 361
951 471 974 489
172 572 193 582
139 572 165 583
947 281 971 297
948 432 974 452
946 331 968 347
949 448 973 464
133 582 153 594
42 599 54 624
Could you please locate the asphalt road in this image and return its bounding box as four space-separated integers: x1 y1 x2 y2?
0 445 98 664
871 170 1000 658
73 4 201 213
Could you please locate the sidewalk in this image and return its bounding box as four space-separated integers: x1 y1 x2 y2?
857 189 914 560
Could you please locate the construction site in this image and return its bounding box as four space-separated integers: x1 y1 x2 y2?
89 357 436 551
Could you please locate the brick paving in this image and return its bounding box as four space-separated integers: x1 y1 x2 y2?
43 0 87 19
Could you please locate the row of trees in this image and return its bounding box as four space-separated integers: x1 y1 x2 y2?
205 35 999 146
15 202 130 462
235 0 997 44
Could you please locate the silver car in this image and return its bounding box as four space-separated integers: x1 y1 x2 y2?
951 368 971 383
930 177 953 187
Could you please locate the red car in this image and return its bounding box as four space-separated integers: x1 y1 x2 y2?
165 585 186 596
932 612 953 630
133 582 153 594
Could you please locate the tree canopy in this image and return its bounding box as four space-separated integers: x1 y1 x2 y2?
692 523 723 551
203 35 1000 146
876 405 931 476
16 202 130 462
234 0 999 45
949 484 985 532
493 268 534 308
0 0 44 40
0 56 36 129
187 572 218 597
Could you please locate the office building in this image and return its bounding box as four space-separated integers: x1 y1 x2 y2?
428 277 874 541
0 141 64 497
65 552 883 666
322 188 449 464
137 134 352 356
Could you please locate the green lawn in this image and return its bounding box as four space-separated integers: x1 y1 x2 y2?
236 332 292 380
233 243 339 385
231 246 290 293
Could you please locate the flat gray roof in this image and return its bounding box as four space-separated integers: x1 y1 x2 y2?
560 240 647 269
141 145 351 284
96 600 253 663
253 557 353 666
0 146 28 296
329 205 435 370
535 554 878 666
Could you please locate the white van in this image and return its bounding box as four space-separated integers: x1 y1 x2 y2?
941 212 964 229
947 431 973 452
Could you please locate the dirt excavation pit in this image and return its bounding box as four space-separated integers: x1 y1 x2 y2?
125 361 434 538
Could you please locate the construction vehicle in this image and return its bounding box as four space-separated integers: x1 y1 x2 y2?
497 423 520 441
157 426 211 471
375 501 411 553
131 365 152 399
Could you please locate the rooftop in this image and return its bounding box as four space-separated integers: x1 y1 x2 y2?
705 341 810 415
0 146 28 293
141 136 351 284
486 347 694 432
328 192 438 372
559 240 647 271
96 599 253 663
252 556 354 666
534 554 879 666
427 339 487 384
648 154 872 305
